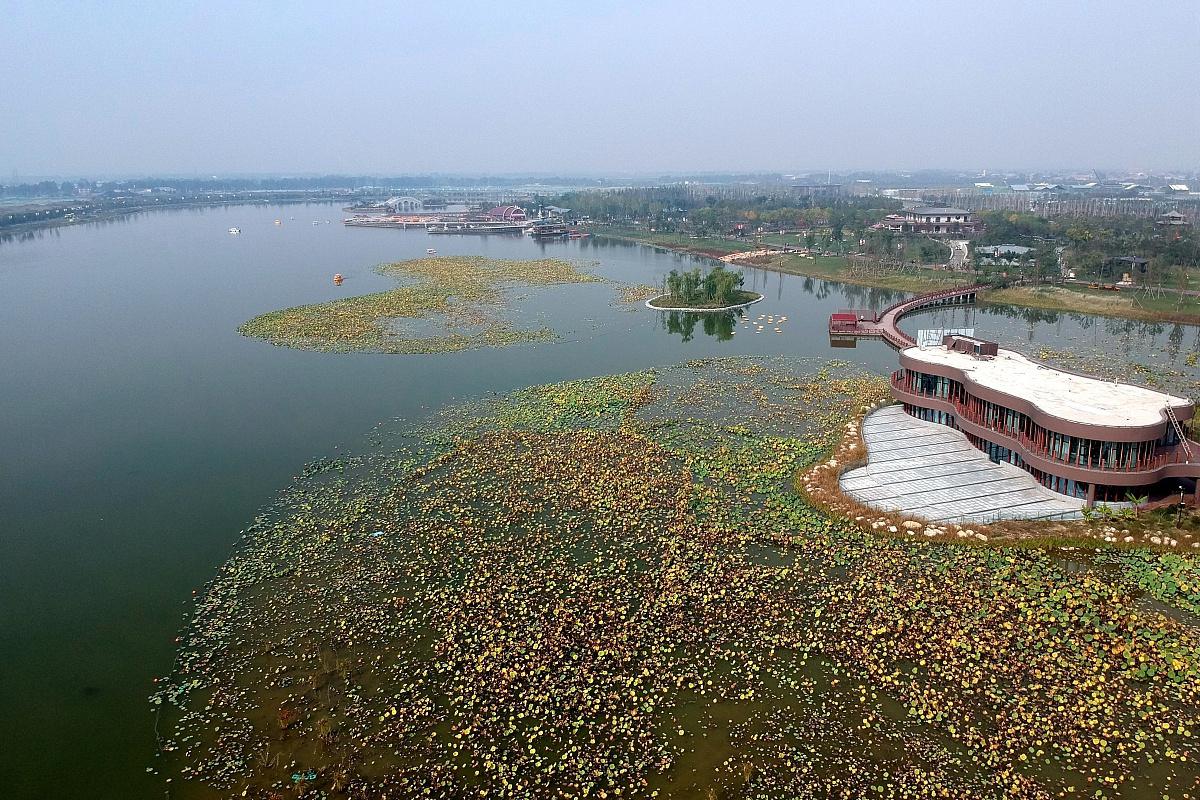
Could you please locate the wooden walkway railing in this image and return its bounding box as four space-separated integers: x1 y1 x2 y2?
828 284 985 348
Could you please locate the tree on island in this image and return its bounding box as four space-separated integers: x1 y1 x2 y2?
663 265 746 306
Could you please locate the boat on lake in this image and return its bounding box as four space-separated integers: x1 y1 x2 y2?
528 220 570 238
228 227 241 235
425 221 526 235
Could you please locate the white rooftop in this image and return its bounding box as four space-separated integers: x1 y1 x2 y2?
903 345 1190 427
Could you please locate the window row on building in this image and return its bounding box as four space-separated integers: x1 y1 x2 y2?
897 368 1179 474
903 403 1134 502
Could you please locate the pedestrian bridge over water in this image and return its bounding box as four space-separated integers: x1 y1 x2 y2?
829 284 983 349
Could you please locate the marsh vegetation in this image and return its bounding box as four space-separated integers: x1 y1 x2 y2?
157 358 1200 799
238 256 604 354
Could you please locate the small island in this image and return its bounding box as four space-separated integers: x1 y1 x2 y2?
645 265 763 311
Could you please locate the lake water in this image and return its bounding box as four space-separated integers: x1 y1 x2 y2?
3 203 1198 799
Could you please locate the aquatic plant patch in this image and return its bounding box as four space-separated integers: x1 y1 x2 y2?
155 358 1200 799
615 284 661 308
238 256 602 354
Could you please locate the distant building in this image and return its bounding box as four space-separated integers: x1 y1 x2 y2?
485 205 527 222
1107 256 1149 276
788 183 843 197
874 207 981 235
1158 210 1191 227
1166 184 1192 194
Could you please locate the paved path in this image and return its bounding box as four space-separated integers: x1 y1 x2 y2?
840 405 1086 523
947 239 970 270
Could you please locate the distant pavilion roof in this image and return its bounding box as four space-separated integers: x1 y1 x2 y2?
486 205 527 220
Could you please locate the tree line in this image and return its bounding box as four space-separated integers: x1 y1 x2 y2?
973 210 1199 283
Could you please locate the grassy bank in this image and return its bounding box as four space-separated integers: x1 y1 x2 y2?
646 289 762 310
980 284 1200 326
603 229 1200 325
762 253 965 294
601 227 760 259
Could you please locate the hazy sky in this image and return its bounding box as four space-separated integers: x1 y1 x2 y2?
3 0 1198 177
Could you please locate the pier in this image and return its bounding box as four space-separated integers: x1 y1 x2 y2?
828 284 983 349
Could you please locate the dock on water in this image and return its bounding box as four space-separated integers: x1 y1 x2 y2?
828 285 982 349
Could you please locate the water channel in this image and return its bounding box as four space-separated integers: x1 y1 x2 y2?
3 203 1199 798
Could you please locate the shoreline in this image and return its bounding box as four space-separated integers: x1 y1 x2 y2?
0 195 344 241
601 230 1200 328
644 292 764 313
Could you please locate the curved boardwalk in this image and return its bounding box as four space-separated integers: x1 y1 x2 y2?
830 284 985 349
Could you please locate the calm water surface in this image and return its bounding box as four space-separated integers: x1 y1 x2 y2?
2 204 1197 798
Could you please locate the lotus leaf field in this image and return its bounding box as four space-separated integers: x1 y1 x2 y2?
156 358 1200 799
237 257 604 354
616 284 661 307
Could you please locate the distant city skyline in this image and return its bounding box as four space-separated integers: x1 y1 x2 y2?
3 1 1198 176
5 166 1200 184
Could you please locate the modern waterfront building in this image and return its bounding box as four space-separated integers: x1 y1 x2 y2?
891 334 1200 505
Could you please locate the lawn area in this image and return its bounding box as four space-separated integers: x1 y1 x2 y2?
982 283 1200 325
765 253 966 293
602 226 759 258
754 232 807 247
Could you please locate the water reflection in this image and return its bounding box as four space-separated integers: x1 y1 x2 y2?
660 309 740 342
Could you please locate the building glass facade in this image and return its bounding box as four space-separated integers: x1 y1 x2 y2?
896 367 1189 502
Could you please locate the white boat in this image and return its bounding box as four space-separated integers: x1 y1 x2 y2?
426 248 437 254
228 227 241 235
